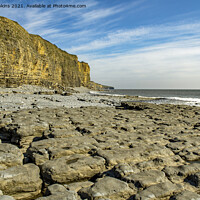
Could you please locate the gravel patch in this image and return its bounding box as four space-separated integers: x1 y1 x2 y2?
0 85 129 111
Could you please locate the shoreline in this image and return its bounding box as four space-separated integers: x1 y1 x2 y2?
0 85 161 112
1 84 198 112
95 89 200 107
0 85 200 199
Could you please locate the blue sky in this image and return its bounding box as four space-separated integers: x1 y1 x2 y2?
1 0 200 89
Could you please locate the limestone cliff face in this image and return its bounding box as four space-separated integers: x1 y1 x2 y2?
0 16 90 89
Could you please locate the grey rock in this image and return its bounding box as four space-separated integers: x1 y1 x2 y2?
163 163 200 182
0 98 200 199
178 146 200 161
0 143 23 170
79 176 133 200
114 156 185 179
171 190 200 200
123 170 167 188
97 144 174 167
0 163 42 199
45 184 67 195
134 181 183 200
41 154 105 184
35 191 79 200
64 181 94 192
0 196 15 200
27 136 98 165
114 164 140 178
46 128 82 138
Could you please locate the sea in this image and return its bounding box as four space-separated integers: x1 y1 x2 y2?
97 89 200 107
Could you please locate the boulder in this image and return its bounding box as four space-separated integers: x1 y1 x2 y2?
0 196 15 200
120 102 150 110
134 181 183 200
0 143 23 170
0 163 42 200
45 184 67 195
79 176 134 200
27 136 98 165
171 190 200 200
163 163 200 182
41 154 105 184
123 170 167 188
97 144 174 167
64 181 94 192
35 191 79 200
113 156 185 179
178 146 200 161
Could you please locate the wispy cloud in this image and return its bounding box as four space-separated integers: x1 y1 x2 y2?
68 21 200 54
0 0 146 47
1 0 200 89
68 27 152 52
82 38 200 89
73 6 124 27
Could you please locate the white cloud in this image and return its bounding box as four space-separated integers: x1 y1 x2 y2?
1 0 200 89
0 0 146 48
80 38 200 89
68 27 152 52
68 21 200 54
73 6 123 27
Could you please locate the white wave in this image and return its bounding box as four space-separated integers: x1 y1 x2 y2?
168 97 200 103
138 95 162 99
89 91 125 97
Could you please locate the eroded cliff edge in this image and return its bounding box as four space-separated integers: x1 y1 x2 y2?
0 16 92 90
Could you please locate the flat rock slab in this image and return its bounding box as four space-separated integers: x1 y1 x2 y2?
114 155 185 179
41 154 105 184
45 128 82 138
41 184 80 200
0 143 23 170
64 181 94 192
178 146 200 161
163 163 200 182
97 144 174 167
35 191 79 200
45 184 68 195
0 196 16 200
171 190 200 200
134 181 183 200
0 163 42 200
27 136 98 165
123 169 167 188
0 108 73 148
0 102 200 199
79 176 134 200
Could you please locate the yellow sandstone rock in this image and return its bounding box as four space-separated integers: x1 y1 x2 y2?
0 16 91 90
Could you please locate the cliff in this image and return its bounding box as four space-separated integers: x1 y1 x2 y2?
0 16 91 90
89 81 114 90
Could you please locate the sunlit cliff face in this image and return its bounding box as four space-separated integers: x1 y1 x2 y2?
0 16 91 90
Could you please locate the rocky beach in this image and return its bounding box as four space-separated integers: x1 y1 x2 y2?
0 85 199 200
0 16 200 200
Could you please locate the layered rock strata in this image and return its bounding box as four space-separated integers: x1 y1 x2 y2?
0 16 91 90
